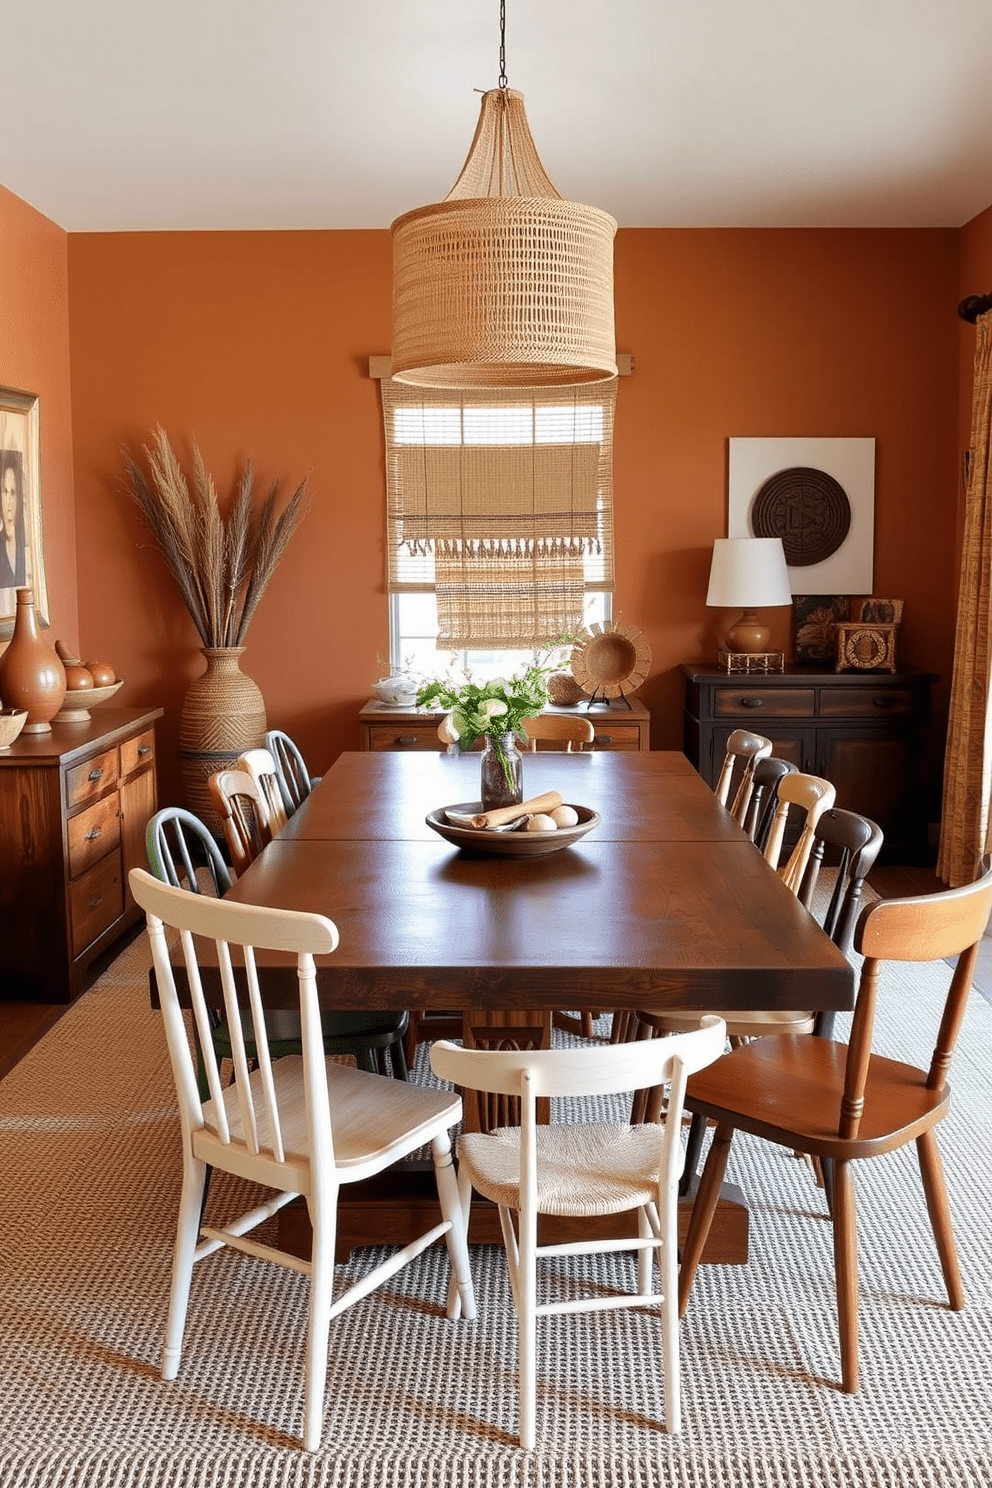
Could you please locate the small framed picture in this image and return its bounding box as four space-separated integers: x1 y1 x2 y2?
793 595 850 665
1 386 47 637
852 596 903 624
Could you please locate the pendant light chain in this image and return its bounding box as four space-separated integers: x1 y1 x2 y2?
498 0 508 89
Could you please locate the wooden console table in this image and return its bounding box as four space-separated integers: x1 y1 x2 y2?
1 707 162 1002
359 695 650 753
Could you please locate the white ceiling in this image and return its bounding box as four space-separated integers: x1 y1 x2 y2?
4 1 992 234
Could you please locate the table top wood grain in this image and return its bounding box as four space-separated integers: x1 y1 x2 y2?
221 751 854 1014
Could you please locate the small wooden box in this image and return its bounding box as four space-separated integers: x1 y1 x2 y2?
716 649 785 674
835 622 898 672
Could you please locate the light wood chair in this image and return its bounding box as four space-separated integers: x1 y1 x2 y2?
237 747 290 835
265 728 319 815
430 1018 726 1449
677 857 992 1394
519 712 595 751
761 770 836 888
208 767 273 877
129 867 475 1452
145 805 410 1083
714 728 773 824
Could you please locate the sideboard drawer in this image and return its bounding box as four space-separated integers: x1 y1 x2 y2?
713 688 816 720
67 792 121 878
818 687 918 719
70 853 125 956
364 724 440 752
65 746 119 809
120 727 156 774
589 723 643 751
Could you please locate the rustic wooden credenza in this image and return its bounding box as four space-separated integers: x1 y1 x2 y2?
359 696 650 753
1 707 163 1002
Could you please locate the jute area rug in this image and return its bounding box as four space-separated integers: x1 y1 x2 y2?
2 927 991 1488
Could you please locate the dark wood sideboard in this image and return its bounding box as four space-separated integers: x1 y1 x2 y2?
359 696 650 752
682 666 936 862
1 707 163 1002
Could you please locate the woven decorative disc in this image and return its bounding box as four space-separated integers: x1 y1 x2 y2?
570 621 651 698
751 466 851 567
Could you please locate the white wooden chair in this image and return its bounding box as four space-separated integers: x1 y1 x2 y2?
237 746 290 835
430 1020 726 1450
129 868 475 1452
713 728 773 823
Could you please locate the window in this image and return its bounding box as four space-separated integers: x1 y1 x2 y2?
380 377 617 674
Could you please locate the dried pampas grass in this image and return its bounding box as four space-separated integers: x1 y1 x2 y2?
123 427 308 647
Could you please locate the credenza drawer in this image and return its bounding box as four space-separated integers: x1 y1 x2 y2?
713 688 816 720
68 792 122 878
364 724 440 752
818 688 917 719
70 853 124 956
120 727 156 774
589 724 643 751
65 746 119 809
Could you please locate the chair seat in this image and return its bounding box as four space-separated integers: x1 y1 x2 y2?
685 1034 951 1161
641 1007 816 1039
459 1121 667 1217
195 1058 462 1180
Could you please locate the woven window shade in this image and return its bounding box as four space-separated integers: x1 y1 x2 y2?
381 377 616 649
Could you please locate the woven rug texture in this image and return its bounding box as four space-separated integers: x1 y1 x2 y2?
2 907 991 1488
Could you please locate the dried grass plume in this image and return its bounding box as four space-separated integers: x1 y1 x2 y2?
123 427 308 647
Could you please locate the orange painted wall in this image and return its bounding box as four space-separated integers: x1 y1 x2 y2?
67 225 960 807
0 185 77 644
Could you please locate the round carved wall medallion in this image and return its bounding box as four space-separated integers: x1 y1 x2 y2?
751 466 851 567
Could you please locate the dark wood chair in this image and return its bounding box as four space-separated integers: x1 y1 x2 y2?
677 856 992 1394
632 807 884 1192
714 728 773 824
741 755 798 849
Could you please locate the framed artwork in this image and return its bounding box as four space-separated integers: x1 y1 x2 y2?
853 596 903 624
0 386 47 637
728 437 875 593
793 594 850 664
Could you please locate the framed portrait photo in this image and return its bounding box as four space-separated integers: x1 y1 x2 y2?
0 386 48 638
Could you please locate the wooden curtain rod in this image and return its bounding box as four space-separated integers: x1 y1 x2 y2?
958 294 992 323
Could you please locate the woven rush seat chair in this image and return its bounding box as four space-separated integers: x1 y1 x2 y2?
129 867 475 1452
431 1019 726 1449
677 858 992 1394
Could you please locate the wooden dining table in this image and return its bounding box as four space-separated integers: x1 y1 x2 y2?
218 748 854 1263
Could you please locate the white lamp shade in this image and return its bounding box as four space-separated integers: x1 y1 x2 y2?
706 538 793 608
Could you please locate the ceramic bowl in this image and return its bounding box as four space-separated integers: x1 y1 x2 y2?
53 678 124 723
426 802 600 857
0 707 28 750
374 676 418 706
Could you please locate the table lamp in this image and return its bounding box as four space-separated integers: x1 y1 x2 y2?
706 537 792 654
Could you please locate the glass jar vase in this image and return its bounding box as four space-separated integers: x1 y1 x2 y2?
480 731 523 812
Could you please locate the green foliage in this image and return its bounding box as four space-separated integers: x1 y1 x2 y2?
416 641 575 751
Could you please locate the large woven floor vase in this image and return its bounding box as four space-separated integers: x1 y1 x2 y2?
179 646 266 828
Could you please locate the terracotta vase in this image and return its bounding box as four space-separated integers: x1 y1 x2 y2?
179 646 266 827
0 588 67 733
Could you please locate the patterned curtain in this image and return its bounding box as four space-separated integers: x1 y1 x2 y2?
938 310 992 886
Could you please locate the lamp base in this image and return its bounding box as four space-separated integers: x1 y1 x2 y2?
725 609 770 653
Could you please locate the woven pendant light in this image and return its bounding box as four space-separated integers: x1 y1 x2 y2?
391 79 618 389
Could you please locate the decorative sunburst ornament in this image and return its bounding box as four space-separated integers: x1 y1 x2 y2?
570 621 651 702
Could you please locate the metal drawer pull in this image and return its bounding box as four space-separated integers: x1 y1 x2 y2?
87 767 104 781
396 734 418 746
137 743 151 756
84 826 102 841
595 734 613 745
87 895 104 911
873 696 896 708
740 697 764 708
